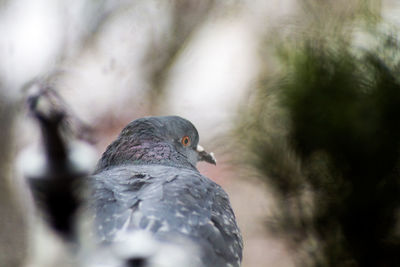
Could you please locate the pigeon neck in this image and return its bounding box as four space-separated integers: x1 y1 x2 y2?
95 139 196 173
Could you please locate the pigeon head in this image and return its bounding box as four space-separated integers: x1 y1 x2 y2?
95 116 216 172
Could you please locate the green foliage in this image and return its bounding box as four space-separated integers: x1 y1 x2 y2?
239 29 400 266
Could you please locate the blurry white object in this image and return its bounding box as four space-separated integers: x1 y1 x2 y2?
85 230 200 267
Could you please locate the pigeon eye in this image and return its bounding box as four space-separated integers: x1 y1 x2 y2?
181 136 191 147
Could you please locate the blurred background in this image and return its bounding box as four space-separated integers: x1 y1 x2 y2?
1 0 400 266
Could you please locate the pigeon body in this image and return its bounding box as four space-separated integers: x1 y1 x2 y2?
90 116 242 267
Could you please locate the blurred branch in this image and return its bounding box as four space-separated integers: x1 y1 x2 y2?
0 90 27 267
23 78 96 144
144 0 216 112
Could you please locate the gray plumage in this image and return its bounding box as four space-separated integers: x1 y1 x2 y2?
89 116 242 267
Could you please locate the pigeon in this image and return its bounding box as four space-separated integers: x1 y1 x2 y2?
89 116 243 267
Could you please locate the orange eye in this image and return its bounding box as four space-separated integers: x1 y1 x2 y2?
181 136 191 147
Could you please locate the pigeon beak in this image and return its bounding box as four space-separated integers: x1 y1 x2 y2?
196 145 217 165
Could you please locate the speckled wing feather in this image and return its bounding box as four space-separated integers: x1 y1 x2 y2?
90 164 243 267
